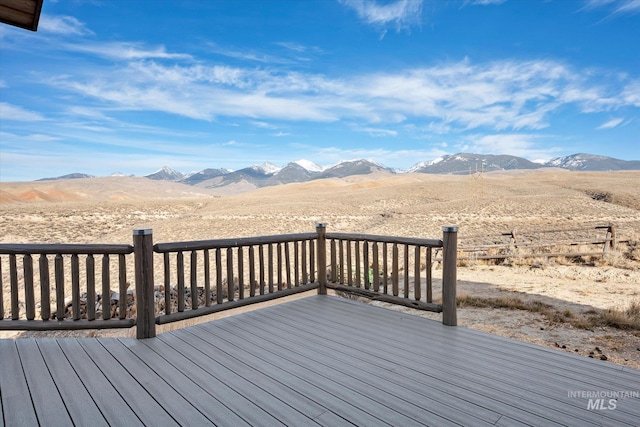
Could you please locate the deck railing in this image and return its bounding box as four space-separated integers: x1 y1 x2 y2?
0 244 135 330
0 224 458 338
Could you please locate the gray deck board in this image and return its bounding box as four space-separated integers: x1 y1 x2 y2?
56 338 145 427
0 340 39 426
35 339 109 427
1 295 639 426
119 338 252 427
15 339 74 426
282 297 640 425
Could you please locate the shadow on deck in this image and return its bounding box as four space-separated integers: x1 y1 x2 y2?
2 295 639 426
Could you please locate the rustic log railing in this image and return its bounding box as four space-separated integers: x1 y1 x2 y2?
151 229 320 332
0 224 458 338
324 228 457 316
0 244 135 330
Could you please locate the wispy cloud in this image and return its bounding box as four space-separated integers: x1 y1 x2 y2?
39 55 637 135
597 117 624 129
65 41 193 60
357 127 398 137
469 0 508 5
581 0 640 16
0 103 46 121
39 15 94 35
460 133 562 161
339 0 423 32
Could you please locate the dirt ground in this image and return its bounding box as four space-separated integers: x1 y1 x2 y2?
1 170 639 369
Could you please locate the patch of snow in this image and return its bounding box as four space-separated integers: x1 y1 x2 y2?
293 159 325 172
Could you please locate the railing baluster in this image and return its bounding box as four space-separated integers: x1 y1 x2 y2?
238 247 244 299
309 239 315 283
276 243 283 291
268 244 274 293
23 254 35 320
392 243 399 297
102 254 111 320
249 246 256 297
118 254 127 320
329 239 336 283
372 242 379 292
294 241 300 286
71 254 80 321
301 241 308 285
383 243 388 294
427 247 432 303
204 249 211 306
338 240 344 283
259 245 265 295
226 247 234 301
363 241 370 290
414 246 421 302
347 241 353 286
10 254 19 320
284 243 291 289
163 253 171 315
190 251 198 310
87 254 96 321
216 248 223 304
404 244 409 299
55 254 64 320
355 241 361 288
177 251 185 312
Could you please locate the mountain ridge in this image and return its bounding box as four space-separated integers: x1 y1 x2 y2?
35 153 640 190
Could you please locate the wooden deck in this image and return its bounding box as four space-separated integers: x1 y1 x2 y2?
1 295 639 426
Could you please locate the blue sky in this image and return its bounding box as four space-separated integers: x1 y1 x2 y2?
1 0 639 181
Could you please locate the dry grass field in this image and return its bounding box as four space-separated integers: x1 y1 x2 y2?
1 170 639 368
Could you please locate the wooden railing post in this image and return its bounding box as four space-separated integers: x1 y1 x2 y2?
316 223 327 295
442 226 458 326
134 229 156 339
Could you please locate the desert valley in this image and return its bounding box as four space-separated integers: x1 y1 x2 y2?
1 168 639 369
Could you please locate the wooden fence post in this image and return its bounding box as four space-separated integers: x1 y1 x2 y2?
316 223 327 295
442 226 458 326
134 229 156 339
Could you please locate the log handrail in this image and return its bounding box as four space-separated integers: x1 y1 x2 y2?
1 225 458 335
153 233 317 252
0 244 133 255
326 232 442 248
323 227 457 326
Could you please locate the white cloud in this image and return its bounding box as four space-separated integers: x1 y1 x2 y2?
358 127 398 137
460 133 563 161
339 0 423 32
66 42 193 60
581 0 640 16
39 15 94 36
0 103 46 121
471 0 508 5
37 52 638 136
597 118 624 129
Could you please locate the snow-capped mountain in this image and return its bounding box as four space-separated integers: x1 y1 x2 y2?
545 153 640 171
410 154 542 174
36 153 640 189
291 159 325 173
145 166 185 181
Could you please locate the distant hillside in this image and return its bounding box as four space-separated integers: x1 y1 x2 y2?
38 173 95 181
546 153 640 171
145 166 185 181
317 159 394 179
33 153 640 194
410 154 542 175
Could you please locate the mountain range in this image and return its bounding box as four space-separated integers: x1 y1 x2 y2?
39 153 640 192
